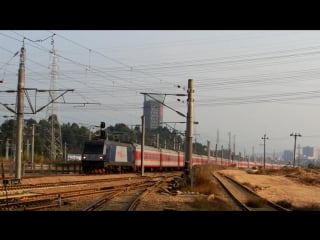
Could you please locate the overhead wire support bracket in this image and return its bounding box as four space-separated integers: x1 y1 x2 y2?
36 89 74 113
0 102 15 114
140 92 187 96
0 88 75 115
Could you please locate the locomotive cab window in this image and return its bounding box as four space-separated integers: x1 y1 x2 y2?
83 142 104 154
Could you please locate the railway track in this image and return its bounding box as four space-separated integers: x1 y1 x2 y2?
82 175 173 211
212 171 290 211
0 175 142 192
0 173 179 211
0 178 148 210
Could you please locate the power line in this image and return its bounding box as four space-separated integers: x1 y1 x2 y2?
1 31 145 124
5 31 320 111
48 31 175 88
196 89 320 106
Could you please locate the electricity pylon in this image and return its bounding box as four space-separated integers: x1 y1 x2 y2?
45 38 62 162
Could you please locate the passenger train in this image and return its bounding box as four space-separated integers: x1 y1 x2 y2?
81 139 282 174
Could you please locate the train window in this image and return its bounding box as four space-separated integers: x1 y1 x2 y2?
83 143 104 154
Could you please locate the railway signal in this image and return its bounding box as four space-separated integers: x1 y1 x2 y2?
100 122 106 139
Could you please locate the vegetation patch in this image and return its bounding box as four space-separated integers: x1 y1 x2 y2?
275 200 292 209
292 204 320 211
245 196 266 208
186 195 234 211
180 164 218 195
179 164 239 210
249 167 320 187
300 176 317 185
242 182 258 191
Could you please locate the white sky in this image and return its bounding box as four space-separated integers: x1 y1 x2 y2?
1 30 320 155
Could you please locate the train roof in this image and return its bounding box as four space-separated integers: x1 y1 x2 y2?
84 139 182 153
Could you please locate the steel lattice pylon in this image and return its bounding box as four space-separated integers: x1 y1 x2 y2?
45 45 63 162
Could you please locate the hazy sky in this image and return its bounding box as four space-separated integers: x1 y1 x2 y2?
1 30 320 155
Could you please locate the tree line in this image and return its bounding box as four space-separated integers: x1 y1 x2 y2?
0 115 209 164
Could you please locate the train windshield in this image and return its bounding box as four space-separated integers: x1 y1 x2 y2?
83 142 104 154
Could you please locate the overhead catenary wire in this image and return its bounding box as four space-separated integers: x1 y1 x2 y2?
47 31 174 87
3 31 320 149
5 31 320 101
11 31 173 104
2 32 149 121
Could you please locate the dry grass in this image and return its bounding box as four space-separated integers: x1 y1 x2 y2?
275 199 320 211
276 200 292 209
251 166 320 187
245 196 266 208
180 165 218 194
179 164 235 210
242 182 261 191
292 204 320 211
186 195 234 211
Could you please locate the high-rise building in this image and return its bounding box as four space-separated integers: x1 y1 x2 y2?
283 150 293 162
302 146 313 157
314 147 320 161
143 95 163 130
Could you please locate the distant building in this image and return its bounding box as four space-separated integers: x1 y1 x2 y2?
314 147 320 161
283 150 293 162
143 95 163 130
302 146 313 157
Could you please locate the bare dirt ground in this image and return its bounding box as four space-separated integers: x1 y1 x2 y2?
218 167 320 210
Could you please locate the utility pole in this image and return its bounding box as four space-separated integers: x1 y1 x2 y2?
297 144 301 167
26 139 30 164
228 132 231 165
207 140 210 163
215 143 218 163
157 134 159 149
221 145 223 166
290 132 301 168
216 129 219 147
233 134 236 161
31 124 35 169
5 139 9 160
141 115 145 176
184 79 194 186
15 45 25 180
262 134 268 169
215 129 219 164
64 142 67 163
252 146 255 166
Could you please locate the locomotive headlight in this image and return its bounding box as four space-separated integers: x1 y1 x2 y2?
99 156 103 160
82 156 86 160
